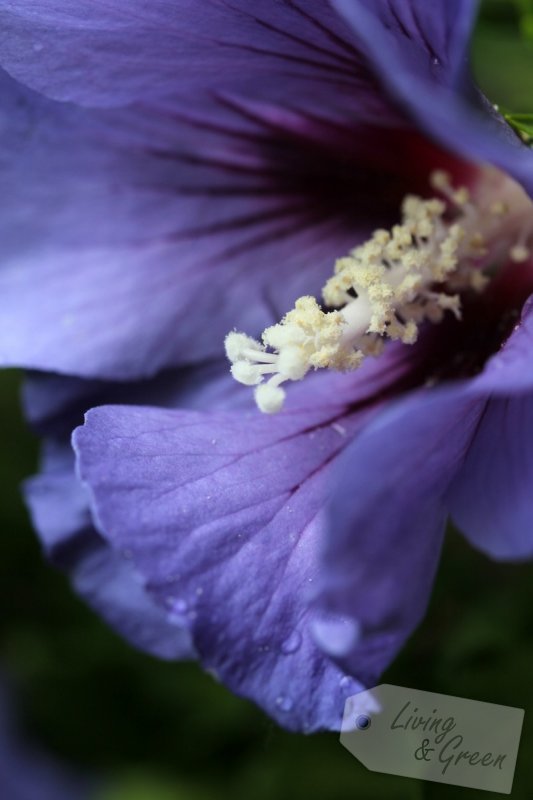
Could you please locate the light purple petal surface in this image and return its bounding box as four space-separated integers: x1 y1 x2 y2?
0 1 390 108
73 399 383 730
25 440 195 660
317 387 486 682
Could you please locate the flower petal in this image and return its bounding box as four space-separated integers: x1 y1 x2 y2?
25 440 195 660
73 399 382 731
0 1 384 108
470 295 533 395
448 393 533 560
22 360 251 659
0 67 445 379
23 362 250 437
317 387 486 684
0 74 279 378
333 0 477 85
332 0 533 196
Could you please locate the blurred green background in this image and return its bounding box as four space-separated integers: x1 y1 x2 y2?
2 2 533 798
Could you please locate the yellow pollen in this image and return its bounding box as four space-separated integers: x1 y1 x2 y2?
225 169 533 414
510 244 530 263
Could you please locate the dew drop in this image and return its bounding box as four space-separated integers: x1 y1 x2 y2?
275 695 293 712
331 422 346 436
280 630 302 655
339 675 356 691
166 597 189 624
311 612 360 657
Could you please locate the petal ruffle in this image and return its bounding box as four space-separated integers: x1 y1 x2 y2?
22 360 250 659
25 440 195 660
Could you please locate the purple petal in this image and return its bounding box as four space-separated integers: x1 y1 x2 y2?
470 295 533 395
448 393 533 560
3 1 533 385
332 0 533 196
73 400 382 731
0 74 279 379
23 362 250 437
0 2 390 109
24 341 416 693
22 359 256 660
333 0 477 85
25 440 195 661
317 387 486 683
0 66 449 379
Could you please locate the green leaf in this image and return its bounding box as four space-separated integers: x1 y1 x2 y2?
503 112 533 143
510 0 533 38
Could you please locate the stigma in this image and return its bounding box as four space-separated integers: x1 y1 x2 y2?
226 169 533 413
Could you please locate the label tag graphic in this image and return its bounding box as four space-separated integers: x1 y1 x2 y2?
340 685 524 794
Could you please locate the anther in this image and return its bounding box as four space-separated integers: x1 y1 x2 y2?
226 169 532 413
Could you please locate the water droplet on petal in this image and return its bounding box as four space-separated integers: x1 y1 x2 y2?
275 695 293 712
280 630 302 655
166 597 189 624
311 612 360 657
339 675 356 691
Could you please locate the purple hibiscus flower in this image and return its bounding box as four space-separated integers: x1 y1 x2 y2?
3 1 533 732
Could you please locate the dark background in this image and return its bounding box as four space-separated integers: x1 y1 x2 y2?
1 2 533 798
